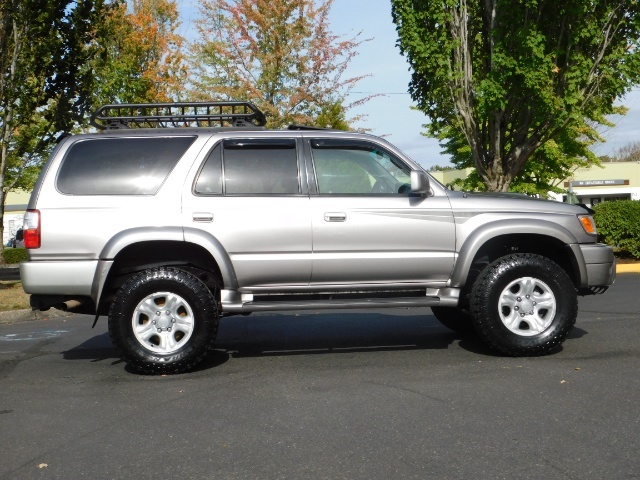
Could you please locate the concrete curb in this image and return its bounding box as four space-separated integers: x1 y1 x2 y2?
616 264 640 273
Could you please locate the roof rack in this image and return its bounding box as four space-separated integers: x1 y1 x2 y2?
90 101 267 130
287 124 333 131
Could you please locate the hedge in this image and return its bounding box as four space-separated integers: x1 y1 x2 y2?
2 247 28 265
593 200 640 259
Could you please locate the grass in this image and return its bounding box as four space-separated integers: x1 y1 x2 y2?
0 281 31 311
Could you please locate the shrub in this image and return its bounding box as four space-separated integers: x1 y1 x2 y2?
593 200 640 259
2 247 28 264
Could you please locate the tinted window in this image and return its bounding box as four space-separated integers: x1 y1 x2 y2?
194 143 222 194
311 140 411 195
221 139 299 195
57 136 196 195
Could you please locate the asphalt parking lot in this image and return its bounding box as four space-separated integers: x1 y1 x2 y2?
0 273 639 479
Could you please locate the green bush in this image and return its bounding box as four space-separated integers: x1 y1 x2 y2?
2 247 28 264
593 200 640 259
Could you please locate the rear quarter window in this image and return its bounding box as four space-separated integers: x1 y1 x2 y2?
56 136 196 195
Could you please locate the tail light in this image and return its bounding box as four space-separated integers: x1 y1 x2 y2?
23 209 41 249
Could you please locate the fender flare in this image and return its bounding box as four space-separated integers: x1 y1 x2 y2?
92 227 239 307
450 219 582 287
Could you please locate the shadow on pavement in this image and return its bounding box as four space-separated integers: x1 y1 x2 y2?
61 312 587 372
212 311 466 358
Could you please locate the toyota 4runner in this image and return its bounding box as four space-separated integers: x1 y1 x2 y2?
20 102 616 373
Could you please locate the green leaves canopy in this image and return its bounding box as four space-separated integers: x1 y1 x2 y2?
392 0 640 192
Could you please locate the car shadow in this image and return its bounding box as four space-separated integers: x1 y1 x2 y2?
62 311 584 372
210 310 469 358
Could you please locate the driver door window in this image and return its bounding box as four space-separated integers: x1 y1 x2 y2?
311 141 411 195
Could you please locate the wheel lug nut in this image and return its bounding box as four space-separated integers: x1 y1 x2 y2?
157 312 160 315
166 311 171 315
529 311 534 315
532 301 536 306
157 328 162 333
515 306 519 310
520 313 525 317
172 318 176 323
517 297 522 302
152 320 156 324
168 327 172 332
526 295 530 299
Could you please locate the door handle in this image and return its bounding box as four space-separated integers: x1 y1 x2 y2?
324 212 346 222
192 212 214 222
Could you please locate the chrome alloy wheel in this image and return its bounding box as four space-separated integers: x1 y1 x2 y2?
498 277 557 336
131 291 195 354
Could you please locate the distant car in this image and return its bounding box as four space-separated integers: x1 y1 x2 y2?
6 229 24 248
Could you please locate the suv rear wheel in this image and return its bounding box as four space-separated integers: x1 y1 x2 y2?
470 253 577 356
108 267 219 374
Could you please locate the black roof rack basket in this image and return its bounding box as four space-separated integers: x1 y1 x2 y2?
90 101 267 130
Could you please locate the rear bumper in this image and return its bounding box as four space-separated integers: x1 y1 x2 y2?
20 260 98 296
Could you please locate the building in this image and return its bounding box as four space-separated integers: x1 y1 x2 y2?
4 190 30 246
429 162 640 207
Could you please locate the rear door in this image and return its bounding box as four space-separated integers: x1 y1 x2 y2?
183 137 312 288
307 138 455 286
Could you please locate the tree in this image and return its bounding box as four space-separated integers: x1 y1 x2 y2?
190 0 369 128
90 0 186 105
439 119 603 197
0 0 106 252
610 141 640 162
392 0 640 192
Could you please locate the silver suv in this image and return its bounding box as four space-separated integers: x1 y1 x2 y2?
20 102 616 373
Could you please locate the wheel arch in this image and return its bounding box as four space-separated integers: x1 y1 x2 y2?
451 220 583 290
95 228 238 315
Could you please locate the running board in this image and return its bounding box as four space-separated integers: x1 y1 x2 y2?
223 296 442 313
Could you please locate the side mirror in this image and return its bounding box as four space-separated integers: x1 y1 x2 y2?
410 170 430 195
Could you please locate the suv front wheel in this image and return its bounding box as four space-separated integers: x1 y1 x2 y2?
470 253 577 356
108 267 219 374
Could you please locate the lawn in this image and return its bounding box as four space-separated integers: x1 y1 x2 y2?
0 281 31 311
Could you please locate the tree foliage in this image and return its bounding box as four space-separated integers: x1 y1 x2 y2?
392 0 640 192
190 0 369 128
0 0 106 250
90 0 186 105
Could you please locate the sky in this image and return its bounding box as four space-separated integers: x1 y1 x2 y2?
179 0 640 169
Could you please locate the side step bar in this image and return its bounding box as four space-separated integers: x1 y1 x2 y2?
232 296 441 313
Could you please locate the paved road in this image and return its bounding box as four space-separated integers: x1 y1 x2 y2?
1 273 639 480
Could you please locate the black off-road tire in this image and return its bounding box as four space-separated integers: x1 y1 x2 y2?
430 306 476 335
108 267 219 374
470 253 577 356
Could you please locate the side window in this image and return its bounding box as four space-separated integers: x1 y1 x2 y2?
57 136 196 195
194 144 222 194
311 140 411 195
195 139 300 195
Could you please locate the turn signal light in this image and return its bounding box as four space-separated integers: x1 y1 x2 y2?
23 209 41 249
578 215 597 235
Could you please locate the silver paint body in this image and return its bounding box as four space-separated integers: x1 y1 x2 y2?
21 129 616 312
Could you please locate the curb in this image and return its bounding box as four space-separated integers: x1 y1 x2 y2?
616 264 640 273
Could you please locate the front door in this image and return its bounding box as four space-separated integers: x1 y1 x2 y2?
307 139 455 286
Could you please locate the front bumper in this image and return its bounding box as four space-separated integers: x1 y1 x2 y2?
577 243 616 290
